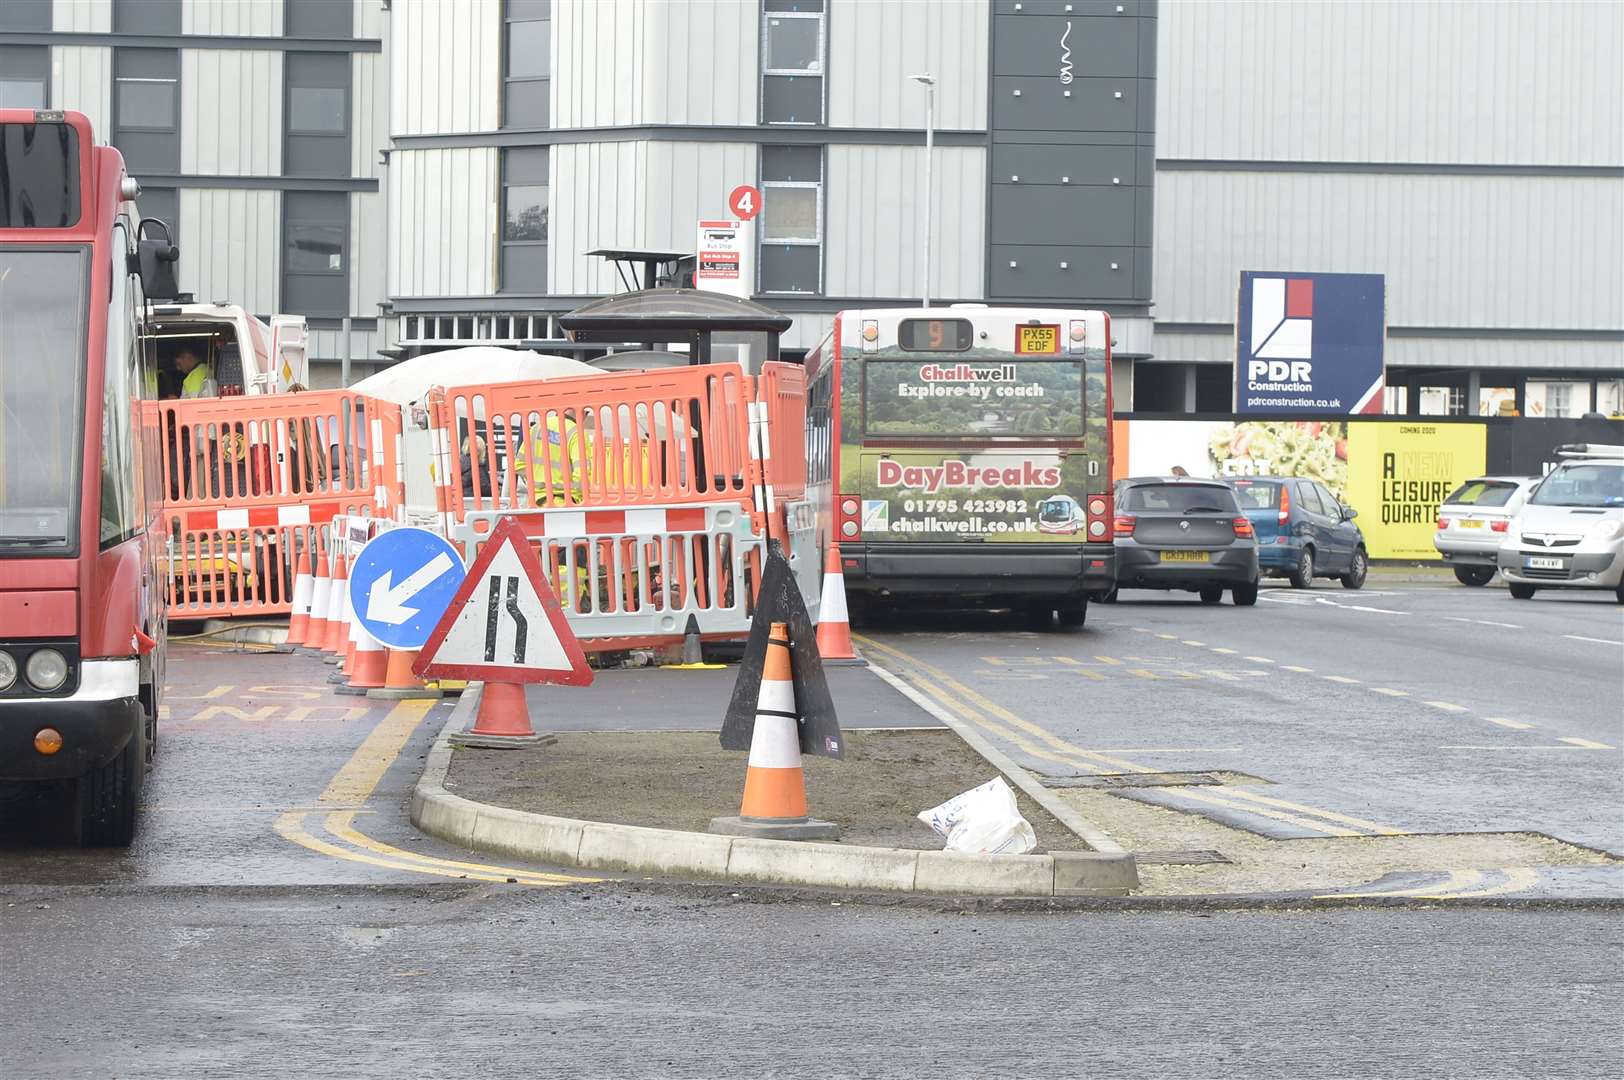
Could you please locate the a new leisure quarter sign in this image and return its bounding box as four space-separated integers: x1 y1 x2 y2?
1234 271 1387 416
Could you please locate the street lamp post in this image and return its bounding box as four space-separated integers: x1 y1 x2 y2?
911 73 936 308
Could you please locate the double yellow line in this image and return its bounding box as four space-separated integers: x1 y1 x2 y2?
856 634 1401 840
273 698 597 888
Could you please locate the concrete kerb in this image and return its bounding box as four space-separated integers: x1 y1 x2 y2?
410 682 1140 898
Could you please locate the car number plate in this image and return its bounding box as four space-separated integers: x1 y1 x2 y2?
1524 556 1562 569
1458 519 1483 529
1016 325 1059 354
1161 550 1210 563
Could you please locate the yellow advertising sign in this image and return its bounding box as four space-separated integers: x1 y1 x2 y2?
1345 422 1486 559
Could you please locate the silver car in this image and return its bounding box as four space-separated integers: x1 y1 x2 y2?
1496 445 1624 601
1434 475 1540 586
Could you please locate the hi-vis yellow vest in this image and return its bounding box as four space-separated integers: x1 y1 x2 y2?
514 414 590 506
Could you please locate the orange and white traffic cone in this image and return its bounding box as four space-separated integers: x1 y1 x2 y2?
338 625 388 694
287 532 316 645
322 549 350 659
709 622 838 840
815 545 862 664
367 647 442 700
447 682 552 748
300 533 332 652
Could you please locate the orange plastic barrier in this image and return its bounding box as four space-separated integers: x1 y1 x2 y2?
150 390 405 621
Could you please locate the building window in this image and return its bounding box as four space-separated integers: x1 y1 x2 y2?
761 1 823 125
758 145 822 294
113 0 181 34
500 147 548 292
0 0 51 31
284 52 351 177
503 0 550 129
0 46 49 109
1527 379 1593 419
282 191 349 319
112 49 180 174
286 0 353 38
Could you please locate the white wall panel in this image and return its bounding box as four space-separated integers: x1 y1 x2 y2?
51 46 111 138
355 0 386 40
183 0 282 36
389 0 499 136
1154 330 1624 373
1158 0 1624 166
178 188 280 315
180 50 281 176
640 0 757 126
548 141 757 295
553 0 641 129
350 190 386 315
351 51 387 178
387 148 497 298
828 0 987 131
825 145 985 300
1153 170 1624 332
54 0 111 32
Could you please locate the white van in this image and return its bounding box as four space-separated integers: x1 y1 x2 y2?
1496 444 1624 601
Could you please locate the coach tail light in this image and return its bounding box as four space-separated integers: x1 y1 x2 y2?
861 320 879 353
841 520 859 537
1067 320 1086 353
0 651 16 692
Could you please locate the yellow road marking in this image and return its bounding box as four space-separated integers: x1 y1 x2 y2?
1559 737 1616 750
856 634 1400 839
1317 869 1484 900
275 699 598 887
1439 744 1613 751
1131 627 1153 634
1093 655 1123 665
1244 656 1274 664
1214 787 1403 835
1424 701 1469 713
1282 665 1313 673
1427 867 1540 899
1487 717 1534 730
1181 640 1205 647
1156 633 1177 640
1370 687 1409 697
1210 647 1238 655
318 700 435 805
1324 675 1360 684
1127 668 1201 680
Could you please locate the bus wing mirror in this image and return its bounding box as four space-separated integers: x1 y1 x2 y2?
136 216 182 301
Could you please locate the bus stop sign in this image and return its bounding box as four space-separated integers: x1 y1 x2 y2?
728 185 761 221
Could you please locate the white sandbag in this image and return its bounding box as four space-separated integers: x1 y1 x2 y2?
917 776 1038 856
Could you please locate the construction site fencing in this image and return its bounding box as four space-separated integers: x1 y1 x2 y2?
150 390 405 620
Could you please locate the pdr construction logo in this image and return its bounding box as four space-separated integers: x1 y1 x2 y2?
1235 271 1386 416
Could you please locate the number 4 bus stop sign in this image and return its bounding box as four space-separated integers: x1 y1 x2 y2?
413 515 593 699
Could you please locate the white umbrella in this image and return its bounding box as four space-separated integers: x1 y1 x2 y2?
348 346 598 406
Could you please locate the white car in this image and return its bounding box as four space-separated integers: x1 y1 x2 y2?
1434 475 1540 586
1496 444 1624 601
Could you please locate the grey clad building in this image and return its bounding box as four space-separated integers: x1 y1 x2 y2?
7 0 1621 414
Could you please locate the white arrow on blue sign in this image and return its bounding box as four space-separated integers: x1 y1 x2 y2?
349 527 468 650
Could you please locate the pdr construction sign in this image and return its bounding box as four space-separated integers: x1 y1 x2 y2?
1235 271 1386 415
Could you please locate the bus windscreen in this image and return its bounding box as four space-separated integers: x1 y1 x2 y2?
862 357 1084 438
0 122 81 229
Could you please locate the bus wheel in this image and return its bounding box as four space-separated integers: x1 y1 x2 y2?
75 730 144 848
1057 601 1088 628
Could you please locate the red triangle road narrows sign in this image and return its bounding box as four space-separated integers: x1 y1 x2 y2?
412 516 594 686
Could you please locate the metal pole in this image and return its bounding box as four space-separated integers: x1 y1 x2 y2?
341 315 352 387
922 83 934 308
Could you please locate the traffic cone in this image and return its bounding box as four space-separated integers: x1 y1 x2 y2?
815 545 861 664
337 626 388 694
662 613 725 670
300 532 332 651
709 622 838 840
447 682 552 748
367 647 442 700
287 532 316 644
322 548 350 658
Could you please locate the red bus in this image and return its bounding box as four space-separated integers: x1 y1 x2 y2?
0 110 179 844
805 306 1116 626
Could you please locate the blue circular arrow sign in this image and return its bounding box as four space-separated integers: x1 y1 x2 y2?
348 527 467 650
